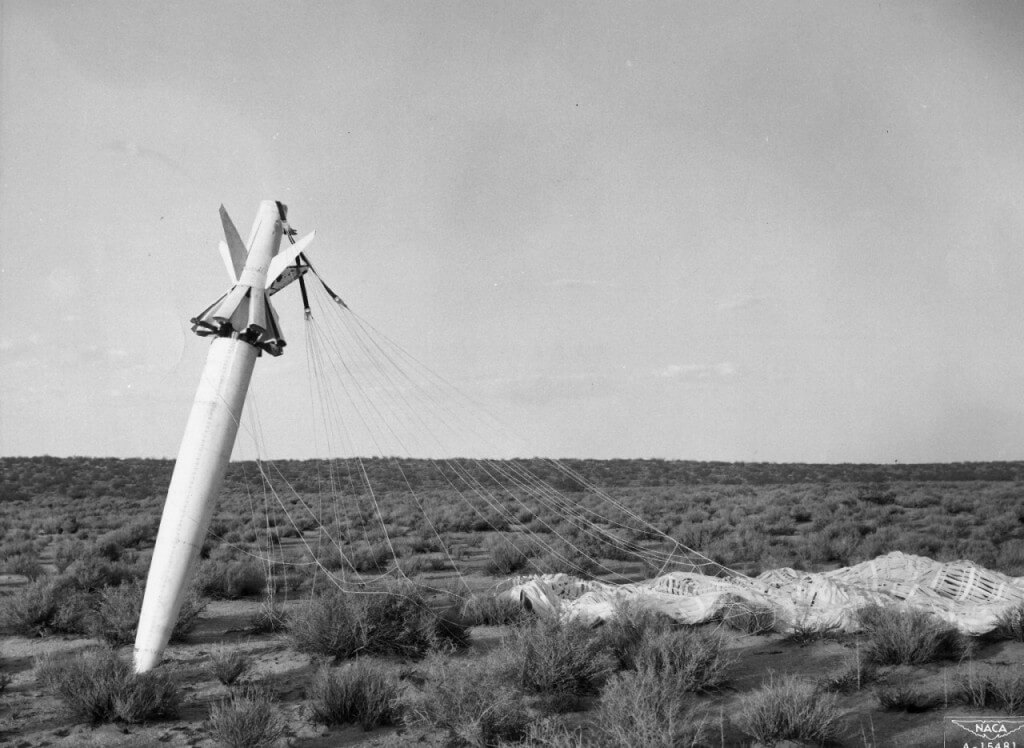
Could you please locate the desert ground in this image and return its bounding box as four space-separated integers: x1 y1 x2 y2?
2 456 1023 747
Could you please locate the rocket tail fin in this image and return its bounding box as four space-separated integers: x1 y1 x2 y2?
219 205 248 279
266 231 315 290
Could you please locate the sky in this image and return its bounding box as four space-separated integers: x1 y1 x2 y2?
2 1 1024 463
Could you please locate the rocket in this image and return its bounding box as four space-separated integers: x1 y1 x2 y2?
134 201 314 673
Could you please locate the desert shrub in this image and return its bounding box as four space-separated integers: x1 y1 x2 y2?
875 677 945 712
249 598 288 634
290 589 364 659
54 539 85 573
596 602 673 670
857 604 971 665
718 597 776 635
633 628 731 693
170 586 208 642
197 558 267 599
208 645 251 687
993 603 1024 642
392 554 429 576
290 586 467 660
97 521 155 553
958 664 1024 712
89 581 143 645
484 535 530 575
410 651 530 746
819 651 877 693
781 619 844 646
347 541 393 573
409 533 444 554
0 538 36 557
0 650 11 695
736 674 842 746
0 577 60 635
2 551 45 580
205 684 285 748
66 552 141 591
597 667 711 748
307 660 400 730
459 594 530 627
88 580 205 646
997 539 1024 575
508 618 614 698
359 588 467 656
34 648 179 724
312 543 345 572
529 543 599 578
111 671 182 723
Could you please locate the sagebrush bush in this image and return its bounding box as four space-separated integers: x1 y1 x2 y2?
307 660 400 730
410 651 530 747
633 628 731 693
994 603 1024 642
736 674 843 745
529 542 598 578
509 618 614 697
290 585 467 660
857 604 971 665
875 678 944 712
205 684 286 748
484 535 530 575
66 552 142 592
0 577 60 635
782 619 844 646
959 664 1024 712
34 648 179 724
53 540 85 573
596 602 673 670
598 667 710 748
459 594 530 627
290 588 364 659
718 597 776 635
819 650 877 693
347 541 393 573
249 598 288 634
208 645 251 686
197 558 267 599
2 551 45 580
88 580 206 646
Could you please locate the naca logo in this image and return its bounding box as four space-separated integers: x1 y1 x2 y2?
947 717 1024 743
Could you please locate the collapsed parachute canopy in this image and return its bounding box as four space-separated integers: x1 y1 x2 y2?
508 552 1024 636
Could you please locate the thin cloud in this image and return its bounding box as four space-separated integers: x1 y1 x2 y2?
656 362 737 380
106 138 191 179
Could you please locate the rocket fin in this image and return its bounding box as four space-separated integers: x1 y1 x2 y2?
211 284 249 323
265 295 283 342
248 287 268 333
265 231 315 290
219 205 248 279
218 241 238 282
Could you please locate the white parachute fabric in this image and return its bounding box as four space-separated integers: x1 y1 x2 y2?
506 552 1024 635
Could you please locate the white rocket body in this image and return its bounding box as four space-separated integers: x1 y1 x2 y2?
134 201 297 673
